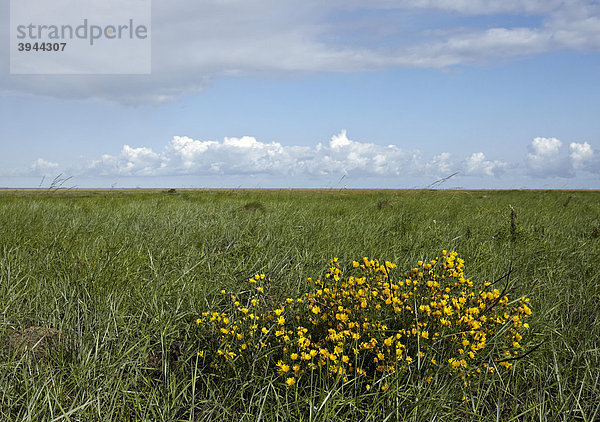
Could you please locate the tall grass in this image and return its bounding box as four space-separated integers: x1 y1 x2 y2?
0 189 599 421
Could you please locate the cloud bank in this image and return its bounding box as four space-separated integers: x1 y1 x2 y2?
87 130 425 178
6 131 597 188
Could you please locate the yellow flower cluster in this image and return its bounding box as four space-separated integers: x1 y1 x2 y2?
196 252 532 388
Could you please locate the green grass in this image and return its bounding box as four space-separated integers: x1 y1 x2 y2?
0 189 599 421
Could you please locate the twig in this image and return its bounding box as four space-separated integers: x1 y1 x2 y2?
496 341 544 363
426 172 459 189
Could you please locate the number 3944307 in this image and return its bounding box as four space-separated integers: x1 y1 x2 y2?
17 42 66 52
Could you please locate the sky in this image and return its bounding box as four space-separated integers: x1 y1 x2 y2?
1 0 599 189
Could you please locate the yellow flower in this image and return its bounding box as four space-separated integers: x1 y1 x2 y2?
200 254 531 392
276 360 290 373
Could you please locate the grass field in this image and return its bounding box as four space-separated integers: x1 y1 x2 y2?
1 189 599 421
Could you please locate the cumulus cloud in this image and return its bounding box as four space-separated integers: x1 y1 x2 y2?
28 158 60 176
526 136 571 177
426 152 455 176
72 130 510 182
0 157 61 178
314 130 421 176
89 146 162 176
525 136 600 177
2 0 600 103
32 158 59 170
85 130 423 178
530 136 562 156
570 142 593 168
9 132 598 186
166 135 302 175
464 152 508 176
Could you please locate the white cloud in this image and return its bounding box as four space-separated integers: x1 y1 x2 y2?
89 145 162 176
527 137 569 177
426 152 455 175
32 158 59 170
526 136 570 177
30 158 59 175
78 130 500 180
330 130 353 149
530 136 562 156
121 145 160 163
315 130 419 176
525 136 600 177
464 152 507 176
9 132 597 186
0 157 61 178
569 141 597 171
169 135 300 175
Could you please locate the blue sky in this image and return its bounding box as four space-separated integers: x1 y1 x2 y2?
1 0 599 189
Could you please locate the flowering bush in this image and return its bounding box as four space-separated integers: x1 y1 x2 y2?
196 251 532 390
